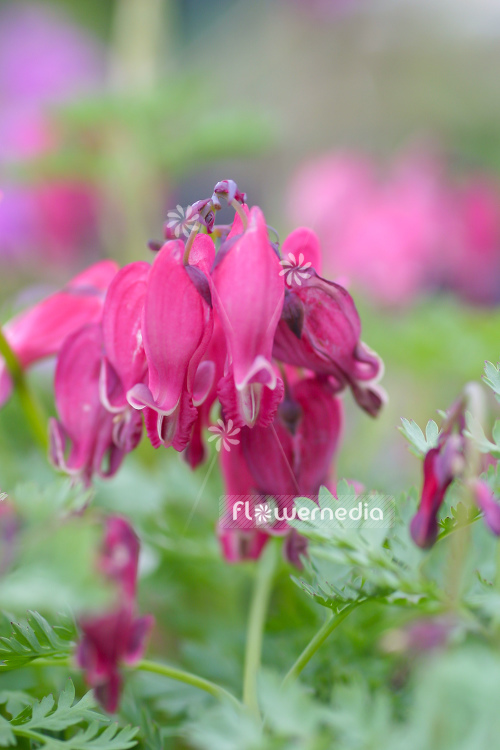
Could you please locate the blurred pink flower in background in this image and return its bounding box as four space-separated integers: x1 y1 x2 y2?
288 148 500 307
0 2 103 265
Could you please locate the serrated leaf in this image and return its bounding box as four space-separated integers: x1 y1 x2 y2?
425 420 440 447
464 411 500 456
399 419 433 456
0 681 138 750
0 611 75 671
483 360 500 400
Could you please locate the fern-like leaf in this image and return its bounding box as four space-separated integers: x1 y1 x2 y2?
0 681 138 749
0 611 75 671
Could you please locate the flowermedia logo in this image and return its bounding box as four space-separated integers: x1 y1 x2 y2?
165 204 200 238
220 494 395 531
279 252 312 287
207 419 241 452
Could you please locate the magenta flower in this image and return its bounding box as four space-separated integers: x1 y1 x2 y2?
77 607 153 714
127 237 214 451
218 376 342 562
469 479 500 536
49 324 126 486
218 528 270 563
212 207 285 427
218 435 272 561
0 260 119 407
185 314 228 468
98 516 141 602
100 262 150 452
410 435 465 549
76 515 153 713
273 228 384 416
240 375 343 499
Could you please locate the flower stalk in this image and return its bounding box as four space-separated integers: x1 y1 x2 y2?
242 538 280 718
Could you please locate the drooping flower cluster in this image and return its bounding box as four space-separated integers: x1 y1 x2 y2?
0 180 384 560
76 515 153 713
289 148 500 307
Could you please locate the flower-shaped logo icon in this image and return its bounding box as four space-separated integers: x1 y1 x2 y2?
207 419 241 452
165 204 200 238
0 492 7 502
279 252 312 287
254 502 272 526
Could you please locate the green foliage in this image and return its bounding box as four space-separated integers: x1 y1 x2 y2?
0 681 138 749
399 418 440 457
483 359 500 402
0 611 75 672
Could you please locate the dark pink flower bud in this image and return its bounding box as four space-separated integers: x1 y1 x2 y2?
410 435 465 548
212 180 247 206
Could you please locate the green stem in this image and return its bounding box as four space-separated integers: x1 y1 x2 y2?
135 660 242 710
242 539 279 719
282 603 359 687
0 327 48 452
26 655 242 711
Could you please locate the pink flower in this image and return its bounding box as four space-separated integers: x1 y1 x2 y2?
289 148 500 308
100 262 150 453
240 375 343 499
410 433 465 549
469 479 500 536
0 260 118 407
212 207 285 427
127 237 214 451
218 376 342 562
445 177 500 305
76 515 153 713
49 324 126 486
77 607 153 714
273 228 384 416
185 313 227 468
218 528 269 563
98 516 141 602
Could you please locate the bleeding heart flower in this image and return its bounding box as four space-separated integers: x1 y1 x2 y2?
127 237 214 451
273 227 385 416
0 260 118 407
49 324 126 486
212 207 285 427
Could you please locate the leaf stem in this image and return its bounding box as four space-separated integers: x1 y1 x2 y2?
0 327 48 452
135 660 242 710
282 603 359 687
26 656 242 711
242 538 279 719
